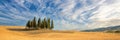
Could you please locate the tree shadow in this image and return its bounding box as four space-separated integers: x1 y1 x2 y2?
7 28 36 31
7 28 74 34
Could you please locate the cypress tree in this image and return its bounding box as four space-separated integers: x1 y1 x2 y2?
41 20 44 29
43 18 47 29
45 18 47 29
38 18 41 29
26 20 30 29
33 17 37 29
30 20 33 29
47 18 51 29
50 20 54 29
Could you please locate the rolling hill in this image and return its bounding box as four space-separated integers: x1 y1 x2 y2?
83 25 120 32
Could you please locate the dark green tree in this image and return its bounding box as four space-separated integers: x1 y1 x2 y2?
30 21 33 28
41 20 44 29
50 20 54 29
43 18 47 29
26 20 31 29
47 18 51 29
37 18 41 29
32 17 37 29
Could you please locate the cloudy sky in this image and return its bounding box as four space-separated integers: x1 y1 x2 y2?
0 0 120 30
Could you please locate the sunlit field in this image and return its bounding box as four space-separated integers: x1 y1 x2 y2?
0 26 119 40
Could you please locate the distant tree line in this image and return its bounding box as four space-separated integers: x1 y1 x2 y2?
26 17 54 30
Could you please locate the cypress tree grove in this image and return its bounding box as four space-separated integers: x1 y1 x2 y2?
26 17 54 30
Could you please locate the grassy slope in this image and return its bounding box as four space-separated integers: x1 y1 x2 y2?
0 26 120 40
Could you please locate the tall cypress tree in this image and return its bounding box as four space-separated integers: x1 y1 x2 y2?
26 20 30 29
45 18 48 29
30 21 33 28
41 20 44 28
29 20 32 29
50 20 54 29
33 17 37 29
38 18 41 29
43 18 47 29
47 18 51 29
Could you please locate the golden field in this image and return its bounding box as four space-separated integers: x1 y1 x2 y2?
0 26 120 40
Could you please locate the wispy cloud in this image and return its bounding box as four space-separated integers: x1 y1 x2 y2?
0 0 120 30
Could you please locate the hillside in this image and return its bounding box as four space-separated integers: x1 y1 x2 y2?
83 25 120 32
0 26 120 40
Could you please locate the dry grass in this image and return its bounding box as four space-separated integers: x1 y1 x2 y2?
0 25 120 40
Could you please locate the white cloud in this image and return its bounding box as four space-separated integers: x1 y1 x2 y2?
1 0 120 30
87 0 120 28
57 0 120 29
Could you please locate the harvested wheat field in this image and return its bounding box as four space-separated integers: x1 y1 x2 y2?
0 26 120 40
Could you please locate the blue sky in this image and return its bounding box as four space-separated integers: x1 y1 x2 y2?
0 0 120 30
